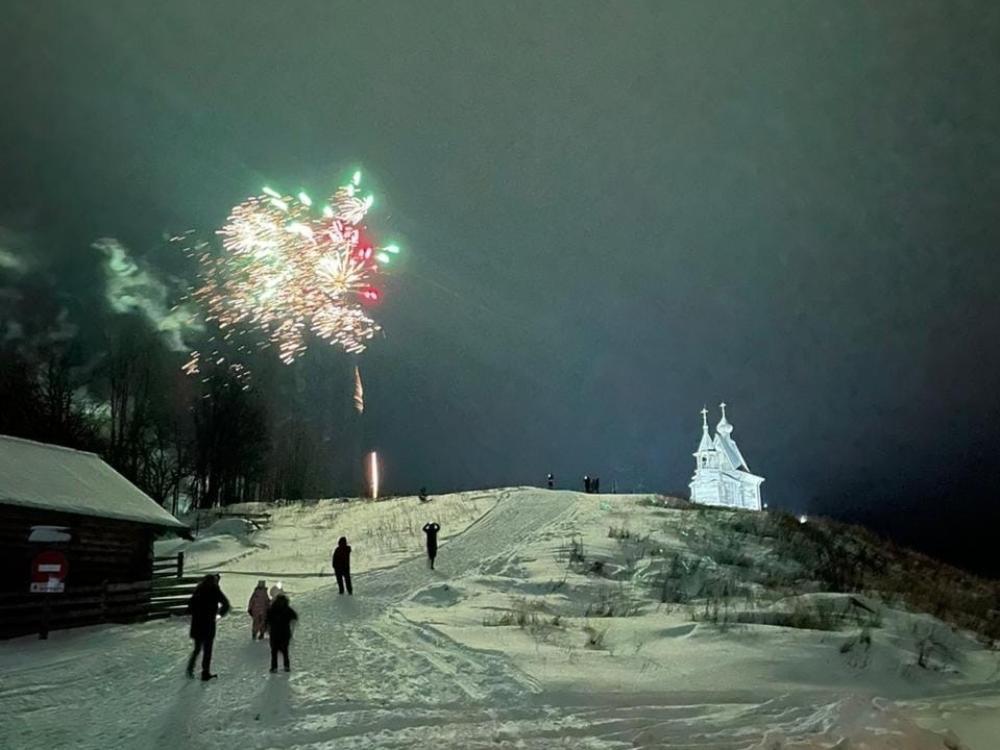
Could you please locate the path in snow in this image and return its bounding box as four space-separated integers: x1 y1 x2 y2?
0 489 941 749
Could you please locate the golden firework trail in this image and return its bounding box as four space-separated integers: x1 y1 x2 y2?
182 172 400 377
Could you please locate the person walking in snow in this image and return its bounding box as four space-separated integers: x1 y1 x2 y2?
247 580 270 639
583 475 592 493
418 486 429 503
332 536 353 595
266 593 298 673
593 477 600 494
186 574 231 681
547 473 554 490
422 522 441 570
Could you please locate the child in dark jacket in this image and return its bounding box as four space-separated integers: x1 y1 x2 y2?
265 593 298 672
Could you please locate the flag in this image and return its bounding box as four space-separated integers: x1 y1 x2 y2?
353 365 364 414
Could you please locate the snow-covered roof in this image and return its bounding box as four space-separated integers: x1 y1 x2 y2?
714 432 749 472
0 435 187 530
696 428 714 453
720 468 764 484
695 407 715 454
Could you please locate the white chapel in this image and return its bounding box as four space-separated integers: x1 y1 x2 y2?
689 403 764 511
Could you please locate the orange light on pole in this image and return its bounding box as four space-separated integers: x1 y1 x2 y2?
369 451 379 499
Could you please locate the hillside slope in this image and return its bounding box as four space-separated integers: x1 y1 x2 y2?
2 488 998 749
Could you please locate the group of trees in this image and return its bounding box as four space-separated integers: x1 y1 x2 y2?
0 317 340 513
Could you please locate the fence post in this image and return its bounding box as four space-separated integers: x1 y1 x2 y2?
178 551 184 578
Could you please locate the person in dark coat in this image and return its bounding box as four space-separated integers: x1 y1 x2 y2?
266 593 298 673
422 522 441 569
418 486 429 503
593 477 600 494
186 574 231 680
546 473 554 490
583 475 591 493
332 536 352 595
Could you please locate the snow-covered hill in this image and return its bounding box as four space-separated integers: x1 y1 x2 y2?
2 488 998 749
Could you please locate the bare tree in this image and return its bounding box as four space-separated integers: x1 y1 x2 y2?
0 344 99 451
105 326 156 482
191 370 270 508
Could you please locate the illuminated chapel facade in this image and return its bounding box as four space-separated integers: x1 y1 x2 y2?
689 403 764 511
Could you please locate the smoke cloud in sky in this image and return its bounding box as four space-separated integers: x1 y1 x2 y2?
0 226 41 345
0 248 28 273
1 227 201 356
0 227 35 275
93 238 201 352
44 308 79 345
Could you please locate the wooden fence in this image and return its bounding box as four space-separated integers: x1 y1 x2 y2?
148 552 209 621
154 551 186 579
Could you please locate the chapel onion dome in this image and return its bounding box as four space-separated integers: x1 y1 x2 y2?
716 402 733 437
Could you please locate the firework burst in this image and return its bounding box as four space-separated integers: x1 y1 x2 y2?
182 172 398 376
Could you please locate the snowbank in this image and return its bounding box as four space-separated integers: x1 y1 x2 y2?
200 517 257 539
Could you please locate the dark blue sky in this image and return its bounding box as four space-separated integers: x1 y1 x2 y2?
2 2 999 574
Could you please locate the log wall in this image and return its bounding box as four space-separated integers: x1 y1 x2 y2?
0 504 158 639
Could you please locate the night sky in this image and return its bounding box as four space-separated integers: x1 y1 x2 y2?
2 3 999 575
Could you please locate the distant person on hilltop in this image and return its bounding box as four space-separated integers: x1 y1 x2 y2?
423 522 441 569
418 487 429 503
265 593 298 673
547 473 554 489
247 580 270 640
186 574 231 681
594 477 600 494
332 536 353 595
583 476 591 493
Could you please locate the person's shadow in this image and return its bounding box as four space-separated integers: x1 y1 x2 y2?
251 671 293 726
152 676 209 750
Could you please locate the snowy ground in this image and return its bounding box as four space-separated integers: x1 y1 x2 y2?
2 488 999 749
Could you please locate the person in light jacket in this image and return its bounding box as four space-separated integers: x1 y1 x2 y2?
247 580 270 639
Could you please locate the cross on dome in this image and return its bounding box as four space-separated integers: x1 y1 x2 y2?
696 406 713 452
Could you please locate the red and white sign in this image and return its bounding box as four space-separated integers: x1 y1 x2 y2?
30 551 68 593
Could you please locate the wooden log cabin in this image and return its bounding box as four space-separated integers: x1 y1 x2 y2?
0 435 188 639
